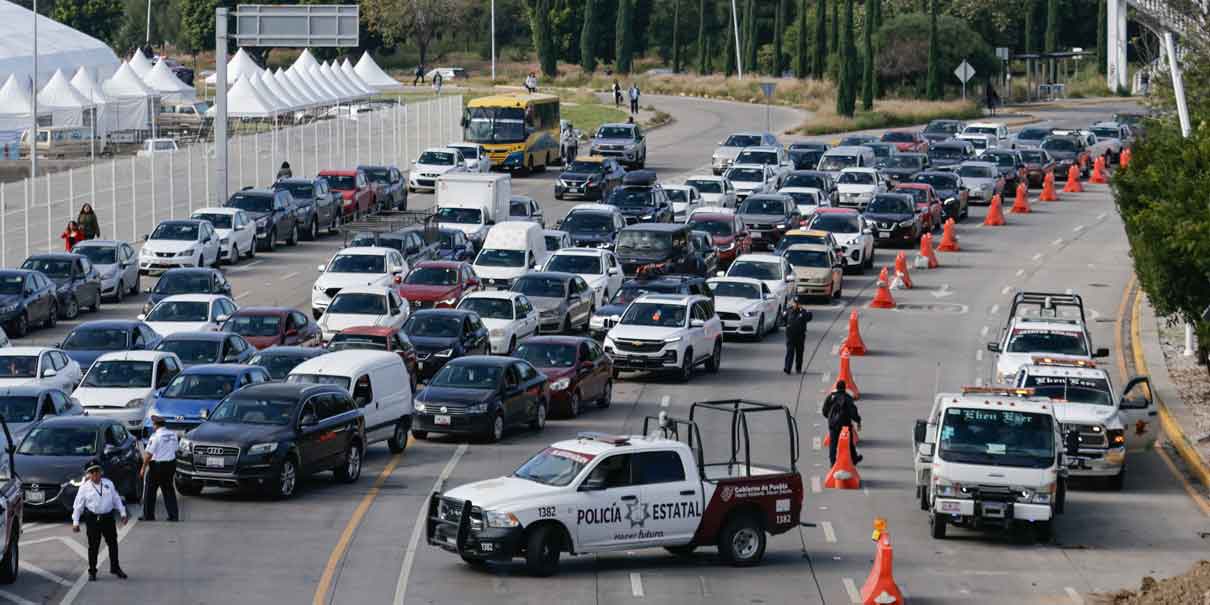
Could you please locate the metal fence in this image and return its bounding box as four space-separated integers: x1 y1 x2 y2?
0 94 463 265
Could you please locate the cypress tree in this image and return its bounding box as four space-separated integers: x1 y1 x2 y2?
697 0 713 74
1044 0 1059 54
813 0 827 78
1096 0 1107 75
725 1 737 76
836 0 856 116
529 0 557 78
830 0 838 56
1024 0 1036 53
796 0 809 78
744 0 757 75
926 0 940 100
774 0 786 77
861 0 874 110
616 0 634 73
580 0 597 73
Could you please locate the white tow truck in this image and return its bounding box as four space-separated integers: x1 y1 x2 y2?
427 401 805 576
1013 357 1157 489
987 292 1109 384
913 387 1075 542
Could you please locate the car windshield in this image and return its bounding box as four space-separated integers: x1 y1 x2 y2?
562 212 614 233
328 293 387 315
726 168 764 182
687 219 733 236
783 174 827 189
1091 128 1119 140
1018 128 1052 140
839 136 874 146
1023 375 1114 406
740 198 786 214
430 363 501 388
736 151 777 165
157 340 220 364
327 334 390 351
21 258 71 279
938 408 1055 469
18 427 96 456
547 255 601 274
818 155 857 171
790 150 825 168
1019 151 1048 164
883 156 924 169
162 373 236 399
226 194 273 213
277 182 314 199
1042 138 1078 152
510 201 531 217
708 281 760 299
82 361 153 388
364 168 391 183
406 267 458 285
896 188 929 203
0 356 36 378
867 196 913 214
404 315 461 338
62 328 129 350
74 245 116 265
286 373 351 390
925 121 960 134
418 151 455 165
150 222 199 240
838 171 875 185
929 146 967 160
958 165 994 178
146 301 210 322
544 236 562 251
1007 330 1089 356
154 272 214 295
665 189 690 203
223 314 282 337
622 302 687 327
325 175 356 190
728 261 780 280
328 255 386 274
685 179 721 194
208 397 295 425
513 276 566 298
565 161 603 173
723 134 762 147
608 188 655 207
515 342 577 368
513 447 591 487
435 207 483 224
598 126 636 139
911 174 957 190
882 132 915 142
458 298 513 320
810 214 860 233
778 233 827 250
615 230 672 253
0 397 37 422
193 213 233 229
867 145 893 158
785 249 830 268
475 249 526 267
250 352 313 380
438 231 463 248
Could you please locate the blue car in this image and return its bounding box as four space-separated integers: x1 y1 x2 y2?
435 228 474 262
144 364 271 434
58 320 162 369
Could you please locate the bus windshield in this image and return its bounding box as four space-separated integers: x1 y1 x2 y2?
464 107 527 144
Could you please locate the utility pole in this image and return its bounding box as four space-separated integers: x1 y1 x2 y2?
731 0 743 79
1164 31 1195 357
490 0 496 80
215 7 228 206
146 0 152 47
31 0 38 195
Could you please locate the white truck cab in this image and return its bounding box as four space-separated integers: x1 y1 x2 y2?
913 386 1072 542
426 401 804 576
987 292 1108 384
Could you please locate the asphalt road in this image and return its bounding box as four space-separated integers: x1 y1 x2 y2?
3 95 1207 605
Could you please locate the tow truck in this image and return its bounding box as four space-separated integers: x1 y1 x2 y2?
426 400 804 576
913 387 1076 542
1013 356 1156 489
987 292 1109 384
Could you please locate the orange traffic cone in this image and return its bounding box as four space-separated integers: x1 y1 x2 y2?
823 426 858 448
824 426 861 489
869 268 896 310
832 348 861 399
1063 164 1083 193
983 194 1006 226
1010 182 1031 214
893 251 913 289
916 233 939 269
1090 156 1108 183
842 309 867 355
860 529 905 605
1039 170 1058 201
937 218 960 251
1120 147 1132 168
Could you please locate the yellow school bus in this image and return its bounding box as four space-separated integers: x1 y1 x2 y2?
462 93 560 173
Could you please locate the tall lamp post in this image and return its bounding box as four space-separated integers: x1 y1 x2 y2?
490 0 496 81
30 0 38 252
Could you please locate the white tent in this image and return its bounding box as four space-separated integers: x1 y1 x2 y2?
37 68 93 127
127 51 153 78
102 62 158 132
209 75 278 119
143 60 196 102
204 48 263 86
261 71 303 112
275 69 317 108
285 68 329 106
303 66 347 103
354 52 403 92
0 2 120 88
250 72 290 114
0 73 49 132
329 61 371 99
319 63 362 101
336 60 375 97
71 67 116 137
291 49 320 73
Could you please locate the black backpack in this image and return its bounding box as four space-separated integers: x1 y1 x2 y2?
826 393 851 430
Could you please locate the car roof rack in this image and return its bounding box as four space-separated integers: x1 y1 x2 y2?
1007 291 1086 325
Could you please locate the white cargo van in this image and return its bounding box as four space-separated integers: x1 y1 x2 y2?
473 222 547 289
287 350 413 453
435 173 512 248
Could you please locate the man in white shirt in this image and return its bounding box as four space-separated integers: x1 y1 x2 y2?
71 464 128 581
141 415 179 522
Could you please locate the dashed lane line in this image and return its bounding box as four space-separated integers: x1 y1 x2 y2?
975 349 984 361
811 476 821 493
698 575 712 597
60 517 141 605
1001 286 1012 295
1031 253 1044 262
630 572 645 598
235 292 249 301
660 395 670 408
392 443 469 605
1073 225 1085 232
820 521 837 543
989 304 1000 315
979 326 990 338
812 436 821 450
0 588 37 605
1015 269 1025 277
842 578 861 603
279 271 299 282
1052 238 1064 246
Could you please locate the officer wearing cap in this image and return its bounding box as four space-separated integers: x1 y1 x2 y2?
71 464 128 581
141 415 179 522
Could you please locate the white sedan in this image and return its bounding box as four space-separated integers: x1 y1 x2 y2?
0 347 83 392
724 253 796 314
542 248 624 307
457 291 540 354
192 207 256 264
318 286 410 342
138 219 222 275
446 143 492 172
706 277 780 340
408 148 467 192
807 209 876 273
139 294 238 337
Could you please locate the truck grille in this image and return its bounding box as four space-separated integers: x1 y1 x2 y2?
717 311 741 321
973 485 1015 501
191 444 240 471
612 339 665 354
437 497 464 522
1062 423 1109 448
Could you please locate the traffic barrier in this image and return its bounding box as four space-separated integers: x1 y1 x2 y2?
859 522 904 605
832 348 861 399
1090 156 1108 184
842 309 867 355
983 194 1006 226
1039 170 1059 201
937 218 960 251
915 233 939 269
1009 182 1031 214
892 251 913 289
1063 164 1083 193
824 426 861 489
869 267 896 310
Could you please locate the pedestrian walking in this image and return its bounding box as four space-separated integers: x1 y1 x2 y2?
76 203 100 239
524 72 538 93
783 299 812 374
822 382 862 465
71 464 128 581
612 80 623 107
433 72 444 95
560 120 579 165
413 64 425 86
984 81 1001 116
628 83 641 115
60 220 85 251
140 415 179 522
276 161 292 181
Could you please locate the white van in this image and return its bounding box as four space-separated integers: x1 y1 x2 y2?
816 146 877 179
473 221 548 289
286 350 413 453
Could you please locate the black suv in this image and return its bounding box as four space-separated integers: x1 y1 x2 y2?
273 177 341 239
614 224 705 277
781 170 838 205
175 382 365 500
358 165 408 211
737 194 800 251
606 171 672 224
226 188 302 252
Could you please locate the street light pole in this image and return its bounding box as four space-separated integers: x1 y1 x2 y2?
731 0 743 79
1163 31 1197 357
30 0 37 202
490 0 497 81
146 0 152 47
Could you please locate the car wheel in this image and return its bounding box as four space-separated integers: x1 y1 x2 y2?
507 336 517 355
227 245 238 266
175 476 203 496
486 412 505 443
555 192 563 200
271 457 298 499
597 379 613 408
329 211 341 235
930 512 947 539
524 524 562 577
566 391 581 418
561 314 571 334
129 276 140 296
306 218 319 241
387 421 408 454
678 349 693 382
88 290 101 313
754 316 764 341
114 280 125 303
717 514 765 566
1032 520 1054 543
264 230 277 252
0 531 19 584
707 340 722 373
411 430 428 440
530 399 547 431
63 295 79 320
287 224 299 246
919 485 930 511
45 304 58 328
246 240 256 259
333 441 362 483
8 313 27 338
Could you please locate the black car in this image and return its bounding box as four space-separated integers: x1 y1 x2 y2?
922 119 966 143
20 254 102 320
863 193 923 246
781 170 838 204
605 171 673 224
248 346 328 381
0 270 59 338
155 331 257 368
402 309 491 381
788 148 825 170
738 194 800 251
17 416 142 514
226 188 301 251
1040 135 1089 178
589 274 709 339
435 229 475 262
175 382 365 499
979 149 1026 191
350 228 438 267
558 207 626 249
689 230 720 276
143 268 232 314
927 140 975 169
59 320 162 369
910 171 969 221
879 153 929 183
358 165 407 211
0 385 86 440
555 157 625 201
614 224 705 277
273 177 341 238
412 356 548 443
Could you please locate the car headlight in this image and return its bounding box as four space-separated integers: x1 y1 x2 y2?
933 478 971 499
489 328 504 337
743 310 758 318
435 348 453 357
663 336 682 343
898 220 916 228
140 247 153 257
256 217 269 228
415 402 427 412
775 224 786 229
550 377 571 391
178 248 196 257
178 437 193 454
248 442 278 456
466 403 488 414
126 398 145 408
483 510 520 528
1018 483 1054 504
640 214 653 220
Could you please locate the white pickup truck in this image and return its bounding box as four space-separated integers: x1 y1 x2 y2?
136 138 179 157
426 401 804 576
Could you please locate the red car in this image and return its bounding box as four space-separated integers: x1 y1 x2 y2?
881 130 929 153
512 335 613 418
318 169 377 220
326 326 420 391
221 307 322 349
396 261 480 311
685 212 751 267
893 183 944 232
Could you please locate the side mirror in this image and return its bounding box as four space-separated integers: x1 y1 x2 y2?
1093 347 1110 358
784 274 794 282
41 368 58 378
216 314 230 323
200 408 209 420
914 419 928 444
317 264 326 272
986 342 1001 353
137 314 147 321
690 318 705 328
299 414 318 429
143 234 149 241
286 328 299 337
715 270 725 277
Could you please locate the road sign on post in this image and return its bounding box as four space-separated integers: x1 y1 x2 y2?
759 82 775 132
953 59 976 100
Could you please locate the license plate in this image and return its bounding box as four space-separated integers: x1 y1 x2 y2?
434 415 452 426
568 187 580 193
205 456 225 468
25 489 44 504
982 502 1007 518
878 230 891 238
751 232 762 239
940 500 960 513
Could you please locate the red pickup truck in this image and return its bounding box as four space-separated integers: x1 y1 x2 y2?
319 169 377 220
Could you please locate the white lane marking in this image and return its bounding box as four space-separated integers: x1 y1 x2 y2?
631 572 645 598
1065 587 1084 605
812 437 822 450
811 476 821 493
392 443 469 605
1001 286 1012 295
698 575 712 597
20 523 56 535
1065 288 1074 295
1015 269 1025 277
975 377 985 386
1031 253 1044 262
1052 238 1064 246
862 487 869 496
821 521 837 543
990 304 1000 315
60 517 141 605
820 372 831 384
980 326 990 337
235 291 249 301
0 589 37 605
1073 225 1085 232
842 578 862 603
1096 212 1107 220
830 344 840 355
20 561 72 587
660 395 670 408
279 271 299 281
976 349 984 361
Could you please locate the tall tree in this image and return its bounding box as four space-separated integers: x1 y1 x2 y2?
743 0 758 75
725 0 737 76
581 0 598 72
616 0 635 73
774 0 787 76
862 0 875 110
527 0 558 77
52 0 124 47
1044 0 1059 53
926 0 941 99
1024 0 1036 52
697 0 713 74
173 0 219 63
672 0 682 73
830 0 839 55
836 0 856 116
796 0 809 78
1096 0 1107 74
870 0 881 97
813 0 827 78
361 0 471 68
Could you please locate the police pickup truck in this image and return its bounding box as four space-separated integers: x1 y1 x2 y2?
426 400 804 575
987 292 1109 384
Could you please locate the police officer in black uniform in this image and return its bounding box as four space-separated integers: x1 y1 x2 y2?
783 299 812 374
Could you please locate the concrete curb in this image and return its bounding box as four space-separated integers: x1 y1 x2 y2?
1133 291 1210 491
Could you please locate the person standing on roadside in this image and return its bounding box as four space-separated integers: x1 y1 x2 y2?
783 299 812 374
413 64 425 86
612 80 622 107
433 72 444 95
822 381 862 465
628 83 640 115
524 72 538 93
71 464 128 581
77 203 100 240
60 220 85 251
140 415 179 522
